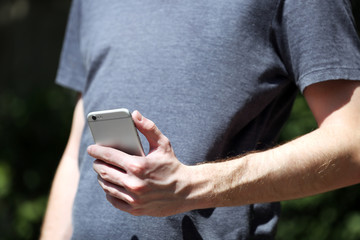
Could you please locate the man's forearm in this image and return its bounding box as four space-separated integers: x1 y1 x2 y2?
40 156 79 240
41 96 84 239
190 123 360 209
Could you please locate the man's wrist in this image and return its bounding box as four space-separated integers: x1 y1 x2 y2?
182 158 246 210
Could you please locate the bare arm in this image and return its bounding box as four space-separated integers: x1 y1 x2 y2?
88 80 360 216
195 80 360 208
40 96 84 239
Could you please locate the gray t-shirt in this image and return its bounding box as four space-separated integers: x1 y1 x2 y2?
56 0 360 239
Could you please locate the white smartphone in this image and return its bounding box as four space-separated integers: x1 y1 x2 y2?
87 108 145 156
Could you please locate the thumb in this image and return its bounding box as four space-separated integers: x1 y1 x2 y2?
132 111 170 151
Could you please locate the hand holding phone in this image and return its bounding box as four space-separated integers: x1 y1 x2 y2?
87 108 144 156
89 110 191 217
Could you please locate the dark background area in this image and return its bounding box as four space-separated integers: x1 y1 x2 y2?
0 0 359 239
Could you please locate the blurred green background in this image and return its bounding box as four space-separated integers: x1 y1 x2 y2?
0 0 359 239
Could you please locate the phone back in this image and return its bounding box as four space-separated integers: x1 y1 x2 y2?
87 109 144 156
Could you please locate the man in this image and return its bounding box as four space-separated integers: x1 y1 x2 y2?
41 0 360 239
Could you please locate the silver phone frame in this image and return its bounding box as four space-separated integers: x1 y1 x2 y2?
87 108 144 156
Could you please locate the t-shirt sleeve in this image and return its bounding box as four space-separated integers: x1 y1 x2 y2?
275 0 360 92
55 0 86 93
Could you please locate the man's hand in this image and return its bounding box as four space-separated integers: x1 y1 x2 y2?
88 111 199 217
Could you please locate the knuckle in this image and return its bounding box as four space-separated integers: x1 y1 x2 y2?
161 136 171 146
97 169 109 181
98 168 119 184
127 161 145 176
127 181 147 194
103 150 114 162
146 120 157 132
159 136 173 153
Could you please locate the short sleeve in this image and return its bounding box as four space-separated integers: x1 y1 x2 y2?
274 0 360 92
55 0 86 93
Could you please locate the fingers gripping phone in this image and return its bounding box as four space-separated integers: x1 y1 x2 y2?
87 108 145 156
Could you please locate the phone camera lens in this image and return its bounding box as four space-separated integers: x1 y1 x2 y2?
92 115 97 121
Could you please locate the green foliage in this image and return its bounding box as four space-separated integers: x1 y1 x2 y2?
277 185 360 240
0 161 12 197
0 0 73 239
277 94 317 143
0 86 74 239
